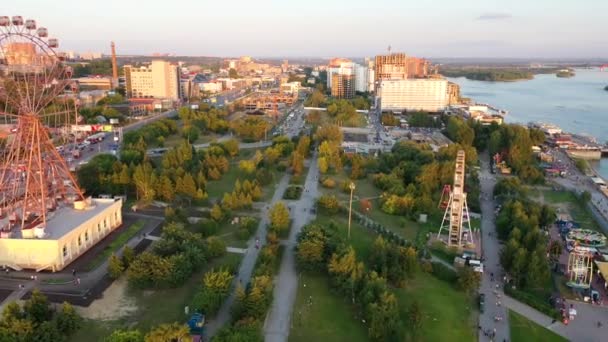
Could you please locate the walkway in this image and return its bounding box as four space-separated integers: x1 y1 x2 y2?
478 151 510 342
204 173 292 338
264 153 320 342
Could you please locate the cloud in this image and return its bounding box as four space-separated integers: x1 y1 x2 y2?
476 12 512 21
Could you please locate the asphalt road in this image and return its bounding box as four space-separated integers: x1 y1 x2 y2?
66 109 177 167
478 152 510 342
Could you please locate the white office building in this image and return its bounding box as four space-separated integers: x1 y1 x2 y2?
378 79 449 112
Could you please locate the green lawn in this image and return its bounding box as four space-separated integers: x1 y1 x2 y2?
395 273 477 342
163 132 217 148
289 272 368 342
541 190 601 231
509 310 567 342
71 253 242 341
206 167 250 200
84 220 145 271
309 210 476 342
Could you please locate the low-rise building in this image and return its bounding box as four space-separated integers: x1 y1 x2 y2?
0 198 122 272
74 76 113 90
280 81 301 94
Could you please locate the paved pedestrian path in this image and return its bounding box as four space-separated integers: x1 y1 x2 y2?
204 174 291 338
264 153 319 342
225 247 248 254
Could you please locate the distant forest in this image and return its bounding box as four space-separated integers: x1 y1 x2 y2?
439 67 559 82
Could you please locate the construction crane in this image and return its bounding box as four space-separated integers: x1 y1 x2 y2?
437 150 474 248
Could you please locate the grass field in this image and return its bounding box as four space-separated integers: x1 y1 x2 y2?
509 310 567 342
289 272 368 342
395 273 476 342
72 253 242 341
540 190 601 231
304 212 476 342
84 220 145 271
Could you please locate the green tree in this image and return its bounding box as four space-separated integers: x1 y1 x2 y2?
122 246 136 268
268 202 290 233
105 330 144 342
367 291 399 341
581 190 591 203
54 302 81 335
408 300 424 332
108 254 125 279
23 289 52 324
457 267 481 294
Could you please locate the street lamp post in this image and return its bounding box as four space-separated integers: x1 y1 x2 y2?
348 182 356 239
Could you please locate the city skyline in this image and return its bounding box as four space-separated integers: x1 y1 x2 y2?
3 0 608 58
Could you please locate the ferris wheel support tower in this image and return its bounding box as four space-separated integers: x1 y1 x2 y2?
437 150 474 249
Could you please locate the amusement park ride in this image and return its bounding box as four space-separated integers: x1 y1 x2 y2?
437 150 475 249
0 15 123 271
0 15 85 236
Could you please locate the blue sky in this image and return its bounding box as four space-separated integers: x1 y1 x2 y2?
4 0 608 58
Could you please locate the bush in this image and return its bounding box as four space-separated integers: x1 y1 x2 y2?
199 219 219 237
321 178 336 188
206 236 227 258
255 168 274 185
283 186 303 200
430 262 458 283
108 254 124 279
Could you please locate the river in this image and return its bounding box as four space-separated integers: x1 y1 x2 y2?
447 68 608 178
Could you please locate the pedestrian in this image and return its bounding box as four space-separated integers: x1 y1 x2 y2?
72 269 76 277
77 278 81 285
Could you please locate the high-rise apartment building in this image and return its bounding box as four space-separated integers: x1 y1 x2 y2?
331 73 355 99
374 53 430 84
378 79 448 112
124 60 181 100
327 58 368 97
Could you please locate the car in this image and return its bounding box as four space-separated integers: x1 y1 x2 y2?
479 293 485 313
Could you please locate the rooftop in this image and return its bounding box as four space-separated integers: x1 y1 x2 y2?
5 198 118 240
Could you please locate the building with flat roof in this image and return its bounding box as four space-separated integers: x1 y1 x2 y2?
0 198 123 272
124 60 181 100
74 76 113 90
378 79 448 112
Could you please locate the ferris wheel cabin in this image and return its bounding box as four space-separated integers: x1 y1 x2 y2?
37 27 48 38
48 38 58 48
11 16 23 26
0 16 9 27
25 19 36 30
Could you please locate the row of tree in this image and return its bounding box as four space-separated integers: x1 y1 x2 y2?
497 199 555 290
212 225 283 341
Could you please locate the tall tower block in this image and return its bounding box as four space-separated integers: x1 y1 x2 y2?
111 41 118 88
